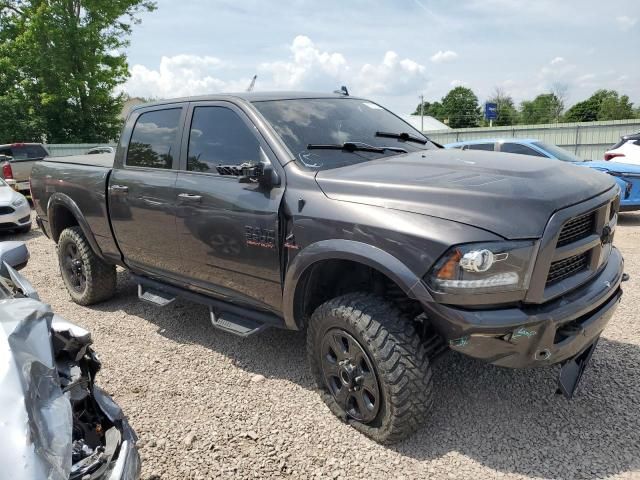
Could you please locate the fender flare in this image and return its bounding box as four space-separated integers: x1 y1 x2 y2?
282 239 433 329
46 193 105 260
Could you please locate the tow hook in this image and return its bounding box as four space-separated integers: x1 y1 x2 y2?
622 273 630 282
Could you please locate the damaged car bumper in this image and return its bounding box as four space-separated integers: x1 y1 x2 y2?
425 247 624 369
0 276 140 480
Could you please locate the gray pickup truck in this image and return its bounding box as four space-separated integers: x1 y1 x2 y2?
31 92 626 444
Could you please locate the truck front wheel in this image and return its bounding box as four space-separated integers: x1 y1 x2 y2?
57 226 116 305
307 292 434 444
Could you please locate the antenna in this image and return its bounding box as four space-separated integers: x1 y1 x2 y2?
333 86 349 96
246 75 257 92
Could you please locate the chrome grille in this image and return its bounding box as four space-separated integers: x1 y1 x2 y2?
546 253 589 285
556 211 595 247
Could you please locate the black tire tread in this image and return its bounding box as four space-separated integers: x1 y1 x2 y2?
307 292 433 444
57 226 116 305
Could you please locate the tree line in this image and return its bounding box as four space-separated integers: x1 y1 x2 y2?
0 0 155 144
414 86 639 129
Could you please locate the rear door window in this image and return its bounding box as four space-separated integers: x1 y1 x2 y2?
464 143 494 151
500 143 545 156
127 108 182 169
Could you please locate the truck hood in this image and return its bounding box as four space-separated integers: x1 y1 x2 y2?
315 149 617 239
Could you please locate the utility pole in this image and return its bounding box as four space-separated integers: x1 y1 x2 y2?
419 94 424 132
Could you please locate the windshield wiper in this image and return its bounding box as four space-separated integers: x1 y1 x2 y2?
375 131 427 145
307 142 408 154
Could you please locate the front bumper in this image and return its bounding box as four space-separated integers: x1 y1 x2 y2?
93 386 141 480
424 247 624 368
0 201 31 230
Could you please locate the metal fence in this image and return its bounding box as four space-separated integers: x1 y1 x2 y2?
45 143 117 157
425 119 640 160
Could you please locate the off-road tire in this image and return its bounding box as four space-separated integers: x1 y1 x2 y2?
307 292 434 444
57 226 116 305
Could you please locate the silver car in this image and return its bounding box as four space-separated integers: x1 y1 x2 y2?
0 242 141 480
0 177 31 233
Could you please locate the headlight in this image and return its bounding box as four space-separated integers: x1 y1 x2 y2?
427 241 537 294
12 197 26 207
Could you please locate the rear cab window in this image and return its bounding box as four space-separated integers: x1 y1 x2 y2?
126 108 182 169
0 144 48 160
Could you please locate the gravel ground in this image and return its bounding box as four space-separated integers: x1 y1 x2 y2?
9 212 640 480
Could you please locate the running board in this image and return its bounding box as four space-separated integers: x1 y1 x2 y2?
138 284 176 306
210 310 266 337
132 274 285 336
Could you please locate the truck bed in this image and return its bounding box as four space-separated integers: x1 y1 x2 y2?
43 152 115 168
30 156 121 263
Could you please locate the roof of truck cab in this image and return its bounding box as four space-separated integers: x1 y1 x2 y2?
132 91 363 111
445 138 540 147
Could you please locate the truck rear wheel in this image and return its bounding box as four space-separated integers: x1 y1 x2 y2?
307 292 434 444
57 226 116 305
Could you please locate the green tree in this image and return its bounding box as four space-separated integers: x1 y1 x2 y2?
412 100 445 121
441 86 481 128
486 87 519 126
564 90 635 122
519 93 564 124
0 0 155 143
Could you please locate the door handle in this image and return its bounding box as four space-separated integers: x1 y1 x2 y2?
109 185 129 194
178 193 202 203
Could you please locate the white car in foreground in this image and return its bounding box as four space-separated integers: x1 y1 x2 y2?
605 132 640 165
0 177 31 233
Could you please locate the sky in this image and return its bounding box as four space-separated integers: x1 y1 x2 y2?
121 0 640 115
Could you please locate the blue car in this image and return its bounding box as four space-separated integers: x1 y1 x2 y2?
445 139 640 212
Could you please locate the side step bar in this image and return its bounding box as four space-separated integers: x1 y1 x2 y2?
133 274 284 337
138 284 176 306
210 310 267 337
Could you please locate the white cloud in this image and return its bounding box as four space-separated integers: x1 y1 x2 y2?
616 15 637 31
259 35 349 91
123 54 248 98
430 50 458 63
354 51 428 95
450 79 466 87
550 56 565 65
123 36 429 101
261 36 427 96
576 73 597 88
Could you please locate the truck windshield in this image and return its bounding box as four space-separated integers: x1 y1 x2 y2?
252 98 436 170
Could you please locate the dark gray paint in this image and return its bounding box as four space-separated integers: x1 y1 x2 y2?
314 149 615 239
30 92 625 370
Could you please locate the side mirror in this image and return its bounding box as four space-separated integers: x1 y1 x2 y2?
238 149 281 188
0 241 29 278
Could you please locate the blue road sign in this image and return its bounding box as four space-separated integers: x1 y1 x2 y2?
485 102 498 120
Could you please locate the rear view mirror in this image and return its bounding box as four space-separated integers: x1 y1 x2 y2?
0 241 29 277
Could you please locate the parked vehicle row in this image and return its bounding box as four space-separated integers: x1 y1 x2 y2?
29 91 627 444
445 138 640 212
